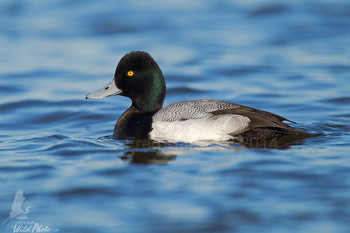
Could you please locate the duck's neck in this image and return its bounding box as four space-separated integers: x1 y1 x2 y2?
132 71 166 113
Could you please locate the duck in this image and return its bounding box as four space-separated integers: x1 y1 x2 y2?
86 51 300 143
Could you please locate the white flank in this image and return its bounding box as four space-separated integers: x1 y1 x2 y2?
150 114 250 143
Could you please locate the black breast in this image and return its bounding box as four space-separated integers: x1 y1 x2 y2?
113 107 154 140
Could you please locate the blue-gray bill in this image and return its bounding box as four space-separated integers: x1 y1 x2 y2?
86 79 122 100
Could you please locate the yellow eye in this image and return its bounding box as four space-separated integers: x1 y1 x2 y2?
127 71 134 77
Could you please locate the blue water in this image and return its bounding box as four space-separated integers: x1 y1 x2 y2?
1 0 350 232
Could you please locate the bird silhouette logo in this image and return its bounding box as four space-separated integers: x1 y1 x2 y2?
2 190 35 226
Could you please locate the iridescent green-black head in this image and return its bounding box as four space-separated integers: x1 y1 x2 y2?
86 51 166 113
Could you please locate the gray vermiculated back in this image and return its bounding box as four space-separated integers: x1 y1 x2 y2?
152 99 241 122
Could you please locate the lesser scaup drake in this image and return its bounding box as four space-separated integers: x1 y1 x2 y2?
86 51 300 143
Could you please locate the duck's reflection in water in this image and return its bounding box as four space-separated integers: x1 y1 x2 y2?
117 131 319 164
119 140 245 164
120 150 176 164
120 140 177 164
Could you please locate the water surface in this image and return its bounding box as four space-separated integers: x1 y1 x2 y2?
1 1 349 233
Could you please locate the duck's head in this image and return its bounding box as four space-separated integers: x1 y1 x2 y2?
86 51 166 112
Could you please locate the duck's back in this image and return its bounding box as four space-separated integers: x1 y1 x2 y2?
153 99 241 122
